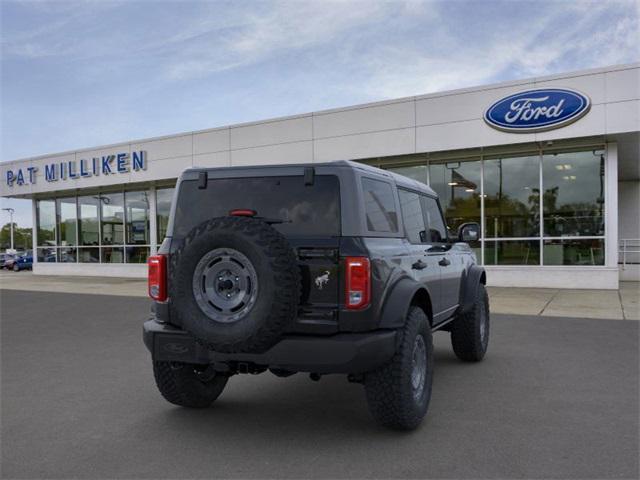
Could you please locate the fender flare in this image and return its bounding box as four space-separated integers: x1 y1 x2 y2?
379 277 433 329
459 265 486 314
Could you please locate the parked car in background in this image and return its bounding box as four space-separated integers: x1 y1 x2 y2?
2 253 17 270
12 252 33 271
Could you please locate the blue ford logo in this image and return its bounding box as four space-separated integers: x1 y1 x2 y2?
484 88 591 133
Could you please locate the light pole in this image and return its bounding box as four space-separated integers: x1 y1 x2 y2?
2 207 15 251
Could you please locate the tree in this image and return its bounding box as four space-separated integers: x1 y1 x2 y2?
0 223 32 251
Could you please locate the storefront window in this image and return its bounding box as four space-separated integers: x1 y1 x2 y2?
383 147 607 266
78 247 99 263
37 246 57 263
156 187 175 242
58 246 77 263
126 246 150 263
389 165 428 185
100 193 124 246
125 191 150 245
101 246 124 263
543 239 604 266
37 200 56 246
542 150 605 237
78 196 100 246
429 160 481 233
56 197 77 246
484 155 540 238
484 240 540 266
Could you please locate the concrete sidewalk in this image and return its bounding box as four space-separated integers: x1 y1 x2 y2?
1 270 638 320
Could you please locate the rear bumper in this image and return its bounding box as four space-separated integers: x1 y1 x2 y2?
143 319 397 374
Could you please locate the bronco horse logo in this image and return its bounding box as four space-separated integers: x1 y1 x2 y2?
314 271 330 290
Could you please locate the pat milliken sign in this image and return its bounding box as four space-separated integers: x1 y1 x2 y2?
484 88 591 133
5 150 147 187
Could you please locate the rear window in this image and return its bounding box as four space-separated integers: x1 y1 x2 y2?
173 175 341 238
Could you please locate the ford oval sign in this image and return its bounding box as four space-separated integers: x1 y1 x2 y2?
484 88 591 133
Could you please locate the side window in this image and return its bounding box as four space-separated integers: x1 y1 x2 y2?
421 196 448 243
398 189 427 244
361 177 398 233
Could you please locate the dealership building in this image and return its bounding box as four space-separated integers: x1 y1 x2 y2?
1 63 638 289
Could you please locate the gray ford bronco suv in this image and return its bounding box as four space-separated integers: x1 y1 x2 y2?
143 160 489 430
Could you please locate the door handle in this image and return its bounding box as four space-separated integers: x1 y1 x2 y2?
412 260 427 270
438 257 451 267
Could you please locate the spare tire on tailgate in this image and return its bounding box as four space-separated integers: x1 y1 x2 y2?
170 216 300 353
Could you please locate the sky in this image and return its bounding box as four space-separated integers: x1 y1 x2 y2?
1 0 639 228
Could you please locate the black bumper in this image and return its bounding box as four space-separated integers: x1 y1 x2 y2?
143 319 397 374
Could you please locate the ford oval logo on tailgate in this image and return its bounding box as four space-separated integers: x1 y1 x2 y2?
484 88 590 133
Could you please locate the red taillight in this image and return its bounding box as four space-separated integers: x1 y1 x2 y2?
229 209 257 217
148 254 167 301
344 257 370 310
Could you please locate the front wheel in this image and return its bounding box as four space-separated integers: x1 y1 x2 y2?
153 361 228 408
450 283 490 362
364 306 433 430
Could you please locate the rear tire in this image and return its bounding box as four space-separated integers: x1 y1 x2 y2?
450 283 489 362
153 361 228 408
364 306 433 430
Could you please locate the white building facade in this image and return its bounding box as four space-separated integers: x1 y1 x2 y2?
2 63 639 289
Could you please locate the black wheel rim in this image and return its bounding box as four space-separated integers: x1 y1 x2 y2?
192 247 259 323
411 334 427 401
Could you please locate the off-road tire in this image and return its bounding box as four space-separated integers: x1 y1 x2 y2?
450 283 489 362
364 306 433 430
170 216 300 354
153 361 228 408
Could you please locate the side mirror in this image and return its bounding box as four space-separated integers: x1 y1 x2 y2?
458 223 480 243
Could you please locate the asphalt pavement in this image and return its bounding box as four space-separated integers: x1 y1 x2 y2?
1 289 638 479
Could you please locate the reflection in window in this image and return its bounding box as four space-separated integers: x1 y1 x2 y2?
484 155 540 238
156 187 175 242
126 246 150 263
484 240 540 265
57 197 77 246
543 239 604 265
78 196 100 246
389 165 428 185
101 247 124 263
429 160 481 233
37 247 56 262
543 151 605 237
58 247 77 263
362 178 398 233
100 193 124 245
37 200 56 246
421 196 447 243
125 191 150 245
398 189 426 244
78 247 99 263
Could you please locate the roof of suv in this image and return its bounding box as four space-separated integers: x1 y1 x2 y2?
187 160 437 197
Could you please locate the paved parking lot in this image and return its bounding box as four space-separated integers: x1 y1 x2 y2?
2 270 639 319
1 289 638 479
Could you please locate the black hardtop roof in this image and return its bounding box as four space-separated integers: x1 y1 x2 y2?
186 160 436 197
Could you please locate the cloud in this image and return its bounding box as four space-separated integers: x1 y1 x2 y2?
163 1 401 80
349 0 639 100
